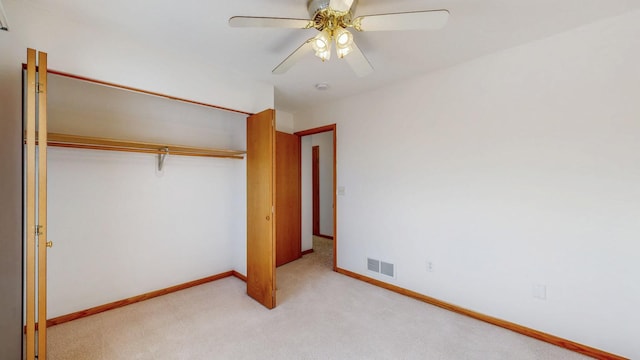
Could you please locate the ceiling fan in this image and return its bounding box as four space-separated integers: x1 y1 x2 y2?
229 0 449 77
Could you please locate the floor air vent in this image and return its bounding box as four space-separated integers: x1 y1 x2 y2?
367 258 380 273
381 261 394 277
368 258 395 278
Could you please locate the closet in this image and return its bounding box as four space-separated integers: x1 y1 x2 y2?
23 47 298 359
23 49 253 359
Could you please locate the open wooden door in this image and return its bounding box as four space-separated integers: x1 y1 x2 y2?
25 48 50 360
246 109 276 309
275 132 301 267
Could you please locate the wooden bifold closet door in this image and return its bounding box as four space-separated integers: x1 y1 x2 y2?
25 47 51 360
246 109 277 309
247 111 303 309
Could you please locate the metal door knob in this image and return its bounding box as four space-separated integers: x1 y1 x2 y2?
46 241 53 248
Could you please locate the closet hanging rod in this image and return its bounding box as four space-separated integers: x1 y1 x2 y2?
31 133 246 159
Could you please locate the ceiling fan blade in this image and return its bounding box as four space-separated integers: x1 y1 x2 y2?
273 38 315 75
344 41 373 77
353 10 450 32
229 16 314 29
330 0 356 13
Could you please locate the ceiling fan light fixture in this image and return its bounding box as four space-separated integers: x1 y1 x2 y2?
334 27 354 58
312 29 332 61
313 37 328 52
335 28 352 46
230 0 449 76
0 0 9 31
336 45 353 59
316 48 332 61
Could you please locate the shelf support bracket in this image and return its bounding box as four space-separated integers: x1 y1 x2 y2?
158 147 169 171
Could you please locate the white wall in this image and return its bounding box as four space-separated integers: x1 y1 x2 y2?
275 110 295 134
312 132 334 236
231 160 248 276
47 74 248 148
294 9 640 359
47 149 244 317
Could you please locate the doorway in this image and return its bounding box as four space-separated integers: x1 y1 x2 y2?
295 125 337 270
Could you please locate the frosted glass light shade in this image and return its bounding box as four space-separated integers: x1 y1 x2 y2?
312 29 332 61
334 27 354 58
0 0 9 31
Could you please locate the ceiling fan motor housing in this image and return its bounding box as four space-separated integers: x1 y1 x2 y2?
307 0 358 31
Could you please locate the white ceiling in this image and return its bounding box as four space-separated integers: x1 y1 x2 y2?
25 0 640 113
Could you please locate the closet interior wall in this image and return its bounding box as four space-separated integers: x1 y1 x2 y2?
46 74 247 318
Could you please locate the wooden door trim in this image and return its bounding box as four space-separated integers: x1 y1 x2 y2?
312 146 320 236
294 124 337 271
295 125 335 137
315 234 334 240
297 135 302 258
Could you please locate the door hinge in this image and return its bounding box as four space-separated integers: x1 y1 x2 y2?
36 82 45 93
35 225 43 236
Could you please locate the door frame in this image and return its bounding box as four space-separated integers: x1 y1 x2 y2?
294 124 337 271
312 145 320 237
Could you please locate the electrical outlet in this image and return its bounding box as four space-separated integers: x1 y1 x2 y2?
426 260 434 272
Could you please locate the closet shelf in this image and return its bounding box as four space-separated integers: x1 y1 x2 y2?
43 133 246 159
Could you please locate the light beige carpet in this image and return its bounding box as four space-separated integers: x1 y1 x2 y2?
48 237 588 359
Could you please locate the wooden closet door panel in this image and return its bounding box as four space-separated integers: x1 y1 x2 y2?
276 132 301 267
37 50 49 360
25 48 50 360
246 109 276 309
25 47 38 360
